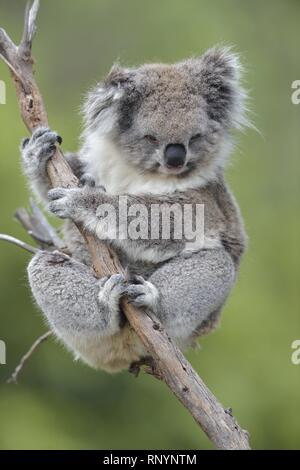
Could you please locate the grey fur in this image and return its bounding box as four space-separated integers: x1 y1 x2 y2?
21 47 248 372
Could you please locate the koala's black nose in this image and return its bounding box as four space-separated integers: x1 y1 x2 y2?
164 144 186 168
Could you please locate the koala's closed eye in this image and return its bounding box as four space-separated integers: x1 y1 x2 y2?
143 135 159 145
189 133 202 145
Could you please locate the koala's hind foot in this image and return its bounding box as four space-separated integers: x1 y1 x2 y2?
125 275 160 311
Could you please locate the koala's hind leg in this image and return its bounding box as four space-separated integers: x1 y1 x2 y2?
27 251 144 371
147 248 236 349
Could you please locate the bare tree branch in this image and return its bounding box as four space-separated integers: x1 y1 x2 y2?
0 28 21 80
15 200 65 250
0 0 250 449
7 331 52 384
0 234 38 254
21 0 40 49
30 199 64 248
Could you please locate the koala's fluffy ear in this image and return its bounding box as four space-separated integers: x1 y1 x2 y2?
188 47 248 129
104 64 133 87
82 64 134 132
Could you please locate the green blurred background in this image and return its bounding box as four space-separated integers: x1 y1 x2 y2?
0 0 299 450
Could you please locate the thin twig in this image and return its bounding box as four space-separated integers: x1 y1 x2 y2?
30 199 65 249
15 201 64 250
7 331 52 384
15 207 50 248
0 234 38 254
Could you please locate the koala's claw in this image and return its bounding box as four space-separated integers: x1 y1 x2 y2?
21 127 62 176
48 180 105 221
125 276 159 310
48 187 76 219
48 184 96 220
98 273 127 313
99 274 127 296
96 274 128 331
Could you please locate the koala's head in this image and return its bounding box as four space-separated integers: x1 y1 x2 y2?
82 47 248 183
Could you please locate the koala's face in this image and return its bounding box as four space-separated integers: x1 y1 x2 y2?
115 67 211 177
83 48 247 180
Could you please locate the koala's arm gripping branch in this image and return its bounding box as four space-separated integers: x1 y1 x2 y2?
0 0 250 450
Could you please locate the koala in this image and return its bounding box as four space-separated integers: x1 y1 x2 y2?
21 47 248 372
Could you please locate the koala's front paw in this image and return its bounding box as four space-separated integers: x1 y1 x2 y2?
98 274 128 332
48 179 105 221
21 127 62 178
48 187 82 220
125 276 159 311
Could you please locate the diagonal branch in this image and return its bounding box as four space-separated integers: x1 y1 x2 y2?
15 200 65 250
0 29 21 80
0 27 15 62
0 234 38 254
0 0 250 449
